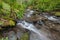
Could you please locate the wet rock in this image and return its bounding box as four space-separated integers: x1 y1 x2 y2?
23 10 46 22
8 31 17 40
44 20 60 32
50 29 60 40
16 29 23 40
30 32 41 40
42 13 60 24
30 29 52 40
20 32 30 40
16 10 60 40
0 18 15 30
31 25 60 40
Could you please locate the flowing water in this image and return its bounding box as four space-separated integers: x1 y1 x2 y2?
17 20 51 40
7 9 60 40
24 9 34 17
16 9 60 40
42 13 60 24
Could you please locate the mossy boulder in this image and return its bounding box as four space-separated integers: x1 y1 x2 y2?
0 18 15 30
20 32 29 40
54 12 60 16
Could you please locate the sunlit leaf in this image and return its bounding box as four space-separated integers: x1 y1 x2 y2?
9 20 15 26
2 2 10 11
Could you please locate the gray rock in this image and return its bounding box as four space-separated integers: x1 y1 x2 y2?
8 31 17 40
30 32 41 40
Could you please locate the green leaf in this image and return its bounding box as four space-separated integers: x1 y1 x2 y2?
2 2 10 11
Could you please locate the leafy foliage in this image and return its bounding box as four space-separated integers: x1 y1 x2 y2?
30 0 60 12
0 0 26 27
0 0 60 20
0 0 28 19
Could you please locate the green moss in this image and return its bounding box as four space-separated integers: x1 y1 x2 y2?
54 12 60 16
9 20 15 26
0 21 4 26
0 32 29 40
20 32 29 40
0 37 8 40
0 19 15 27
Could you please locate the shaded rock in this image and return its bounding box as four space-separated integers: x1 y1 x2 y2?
8 31 17 40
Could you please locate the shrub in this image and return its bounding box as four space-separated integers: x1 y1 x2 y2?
0 0 28 19
30 0 60 12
